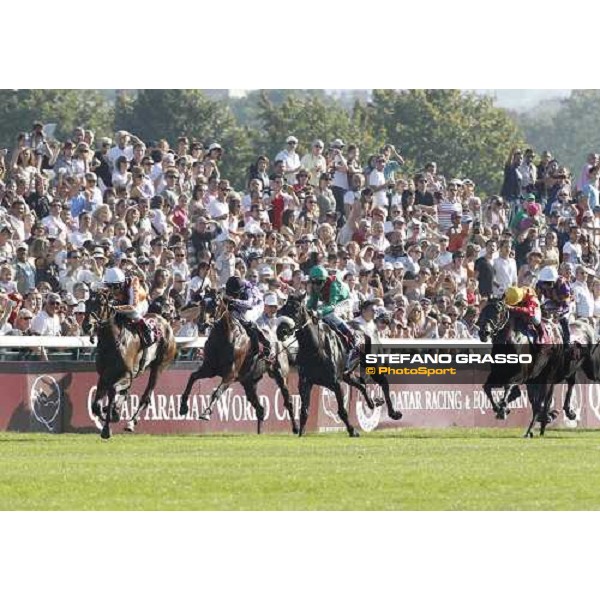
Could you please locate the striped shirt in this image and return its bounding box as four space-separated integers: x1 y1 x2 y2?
437 200 462 233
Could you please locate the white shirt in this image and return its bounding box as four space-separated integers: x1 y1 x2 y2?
107 145 134 169
31 310 61 336
275 149 301 184
207 199 229 220
562 241 582 264
368 169 387 207
493 256 517 296
573 280 594 318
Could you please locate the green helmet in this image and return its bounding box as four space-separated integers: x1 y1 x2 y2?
309 265 328 282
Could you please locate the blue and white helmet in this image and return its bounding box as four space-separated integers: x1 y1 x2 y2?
103 267 126 286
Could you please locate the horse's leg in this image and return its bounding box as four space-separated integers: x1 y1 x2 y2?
109 375 132 423
298 376 312 437
270 366 298 435
333 382 359 438
241 380 265 435
540 385 558 437
125 366 160 433
524 384 541 438
91 381 107 420
180 362 211 416
483 381 506 418
370 373 402 421
563 375 577 421
199 380 230 421
343 372 375 410
503 385 521 413
101 387 116 440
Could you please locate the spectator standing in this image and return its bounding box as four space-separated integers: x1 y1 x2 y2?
301 140 327 189
275 136 301 185
492 240 517 297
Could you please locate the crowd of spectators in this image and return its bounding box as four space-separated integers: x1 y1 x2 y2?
0 122 599 342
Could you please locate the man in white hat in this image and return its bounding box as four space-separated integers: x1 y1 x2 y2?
301 139 327 188
256 292 280 347
275 136 301 184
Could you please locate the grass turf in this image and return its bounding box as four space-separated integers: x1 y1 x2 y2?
1 428 600 510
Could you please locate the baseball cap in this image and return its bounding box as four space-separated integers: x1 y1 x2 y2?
331 139 345 148
264 293 279 306
74 302 87 314
286 135 299 144
260 266 274 277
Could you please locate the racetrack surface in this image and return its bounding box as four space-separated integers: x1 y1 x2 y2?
1 429 600 510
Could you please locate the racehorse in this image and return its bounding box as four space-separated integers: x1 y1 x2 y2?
478 298 595 436
83 289 177 439
277 292 402 438
178 293 298 434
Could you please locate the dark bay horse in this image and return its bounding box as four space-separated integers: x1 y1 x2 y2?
178 295 297 434
277 292 402 438
478 298 595 436
83 289 177 439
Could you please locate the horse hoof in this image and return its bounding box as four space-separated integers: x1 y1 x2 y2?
349 430 360 438
390 410 403 421
100 427 111 440
179 402 189 417
373 397 385 408
550 409 559 421
198 414 211 421
495 410 507 420
565 409 577 421
124 423 135 433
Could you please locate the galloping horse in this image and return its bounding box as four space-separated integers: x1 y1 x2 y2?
277 292 402 437
83 289 177 439
178 294 297 434
478 298 595 436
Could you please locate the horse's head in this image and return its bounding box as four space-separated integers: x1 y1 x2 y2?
477 298 508 342
277 291 307 341
82 288 113 336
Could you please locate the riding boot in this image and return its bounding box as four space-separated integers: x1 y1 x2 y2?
137 319 153 348
344 331 361 373
257 329 276 363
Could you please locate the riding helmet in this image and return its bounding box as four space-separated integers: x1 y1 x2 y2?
225 276 244 296
103 267 126 285
309 265 328 282
537 266 558 283
504 286 524 306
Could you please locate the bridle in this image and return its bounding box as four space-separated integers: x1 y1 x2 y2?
485 300 511 340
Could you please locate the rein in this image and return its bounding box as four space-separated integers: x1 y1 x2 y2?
488 301 511 340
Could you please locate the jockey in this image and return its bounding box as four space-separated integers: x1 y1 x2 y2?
224 275 274 362
504 285 543 343
535 266 571 346
306 265 360 371
103 267 154 347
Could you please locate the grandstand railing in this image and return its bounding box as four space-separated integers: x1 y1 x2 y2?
0 336 489 349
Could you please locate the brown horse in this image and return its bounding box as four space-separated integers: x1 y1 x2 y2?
83 289 177 439
179 295 297 434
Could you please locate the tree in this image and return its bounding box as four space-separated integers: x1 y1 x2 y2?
252 91 386 167
369 89 525 196
0 89 114 148
119 90 253 189
519 90 600 181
